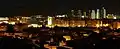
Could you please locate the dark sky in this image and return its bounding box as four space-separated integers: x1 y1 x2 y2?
0 0 119 16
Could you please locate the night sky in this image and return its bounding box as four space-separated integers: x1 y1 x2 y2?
0 0 119 16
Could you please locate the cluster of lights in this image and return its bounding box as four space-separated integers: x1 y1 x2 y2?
0 21 16 25
63 36 71 41
28 24 42 27
0 17 9 20
8 22 15 25
56 15 67 17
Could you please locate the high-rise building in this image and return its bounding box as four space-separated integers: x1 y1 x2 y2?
104 8 106 18
91 10 96 19
83 12 87 17
96 9 100 19
78 10 82 17
100 7 106 19
71 10 75 17
88 10 91 19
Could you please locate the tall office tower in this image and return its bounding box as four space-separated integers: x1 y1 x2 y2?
104 8 106 18
78 10 82 17
91 10 96 19
88 10 91 19
83 12 87 17
96 9 100 19
71 10 75 17
100 7 106 19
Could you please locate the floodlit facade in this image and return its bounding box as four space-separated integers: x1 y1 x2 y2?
91 10 96 19
47 16 55 27
96 9 100 19
104 8 106 18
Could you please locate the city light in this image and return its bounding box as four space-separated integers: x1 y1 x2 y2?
96 9 100 19
96 24 100 27
83 34 89 36
63 36 71 41
103 24 109 27
102 37 107 40
0 17 9 20
81 16 85 18
3 21 8 23
0 2 119 49
9 22 15 25
56 15 66 17
28 24 42 27
48 16 53 25
17 18 19 20
113 16 117 19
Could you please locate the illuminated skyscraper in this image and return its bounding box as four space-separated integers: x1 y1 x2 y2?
104 8 106 18
71 10 75 17
100 7 106 19
78 10 82 17
91 10 96 19
88 10 91 19
83 12 87 17
96 9 100 19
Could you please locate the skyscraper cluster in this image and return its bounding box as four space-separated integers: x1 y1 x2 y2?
70 7 107 19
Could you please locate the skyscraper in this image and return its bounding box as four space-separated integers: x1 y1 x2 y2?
88 10 91 19
71 10 75 17
96 9 100 19
100 7 106 19
104 8 106 18
83 12 87 17
91 10 96 19
78 10 82 17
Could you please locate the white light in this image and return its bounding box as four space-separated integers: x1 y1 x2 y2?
113 16 117 19
17 18 19 20
78 25 81 27
28 25 32 27
0 17 9 20
81 16 84 18
0 22 2 24
56 15 66 17
3 21 8 23
31 24 38 27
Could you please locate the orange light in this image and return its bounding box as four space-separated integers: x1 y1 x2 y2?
102 37 106 40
